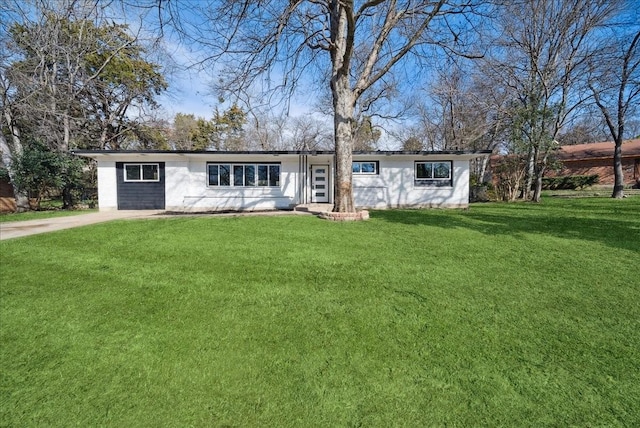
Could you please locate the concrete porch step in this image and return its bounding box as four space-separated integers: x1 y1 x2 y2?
294 203 334 214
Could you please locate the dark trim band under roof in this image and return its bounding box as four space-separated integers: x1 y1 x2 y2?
72 149 493 156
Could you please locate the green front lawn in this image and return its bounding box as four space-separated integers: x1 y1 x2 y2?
1 198 639 426
0 209 96 223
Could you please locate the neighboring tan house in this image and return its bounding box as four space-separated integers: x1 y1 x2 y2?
554 139 640 187
74 149 490 211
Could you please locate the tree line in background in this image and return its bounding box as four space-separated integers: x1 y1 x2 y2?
129 108 378 152
1 0 638 211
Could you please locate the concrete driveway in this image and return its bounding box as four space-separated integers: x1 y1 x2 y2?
0 210 163 240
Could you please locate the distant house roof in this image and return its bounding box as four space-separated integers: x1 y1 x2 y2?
557 139 640 161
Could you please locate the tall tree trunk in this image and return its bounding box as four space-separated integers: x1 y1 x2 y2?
522 146 536 200
1 111 30 212
61 112 74 209
532 168 544 203
612 138 624 198
479 155 489 184
62 113 70 152
332 74 355 213
100 126 108 149
62 187 74 209
329 0 355 213
532 150 549 203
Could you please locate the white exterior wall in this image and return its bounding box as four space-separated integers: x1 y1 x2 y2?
165 156 300 212
96 160 118 211
87 152 480 212
353 156 470 209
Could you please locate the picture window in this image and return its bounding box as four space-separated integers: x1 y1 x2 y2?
208 163 280 187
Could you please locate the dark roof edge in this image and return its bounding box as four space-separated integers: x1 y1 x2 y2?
72 149 492 156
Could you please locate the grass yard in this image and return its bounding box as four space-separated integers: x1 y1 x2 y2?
1 198 639 426
0 209 96 223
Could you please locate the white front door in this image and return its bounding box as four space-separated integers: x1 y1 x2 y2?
311 165 330 203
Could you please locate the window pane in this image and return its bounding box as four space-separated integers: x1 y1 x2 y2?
125 165 140 181
269 165 280 186
234 165 244 186
142 164 158 181
219 165 230 186
352 163 361 173
208 165 219 186
416 163 432 179
361 162 375 173
434 162 451 179
245 165 255 186
258 165 268 186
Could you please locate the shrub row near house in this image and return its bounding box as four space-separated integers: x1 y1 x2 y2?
542 175 599 190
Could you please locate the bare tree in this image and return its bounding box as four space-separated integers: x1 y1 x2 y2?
245 111 288 150
556 116 609 145
161 0 480 212
408 61 510 184
0 67 29 211
587 28 640 198
5 2 127 152
1 0 167 209
486 0 623 202
423 65 510 148
286 115 333 151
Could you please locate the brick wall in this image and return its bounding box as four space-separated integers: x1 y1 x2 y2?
555 158 639 186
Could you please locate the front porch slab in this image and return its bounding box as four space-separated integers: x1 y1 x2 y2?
294 203 334 214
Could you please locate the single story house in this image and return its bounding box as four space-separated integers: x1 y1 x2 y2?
73 150 491 212
553 139 640 186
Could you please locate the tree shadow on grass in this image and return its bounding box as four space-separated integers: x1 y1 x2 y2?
370 200 640 253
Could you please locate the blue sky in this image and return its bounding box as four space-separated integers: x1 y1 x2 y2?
150 30 318 121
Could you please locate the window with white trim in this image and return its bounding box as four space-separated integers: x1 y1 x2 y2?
352 161 378 175
414 161 452 187
208 163 280 187
124 164 159 182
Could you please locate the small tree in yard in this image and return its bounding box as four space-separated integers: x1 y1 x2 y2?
492 155 528 202
10 139 84 209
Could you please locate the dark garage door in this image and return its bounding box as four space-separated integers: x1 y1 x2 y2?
116 162 166 210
